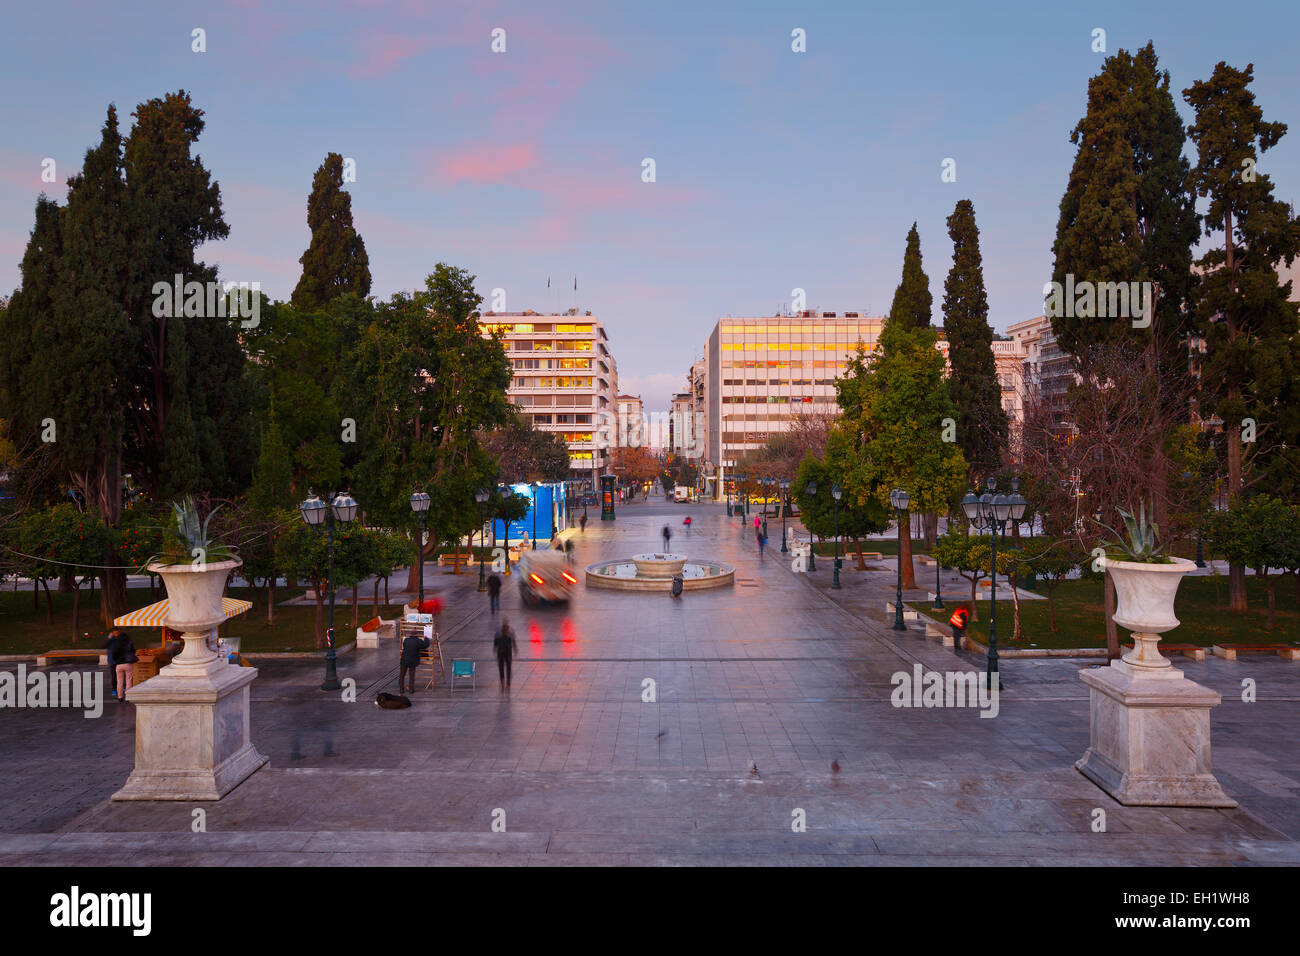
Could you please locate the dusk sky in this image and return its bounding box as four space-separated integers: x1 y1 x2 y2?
3 0 1297 411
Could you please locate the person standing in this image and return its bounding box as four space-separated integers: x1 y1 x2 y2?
105 630 137 702
494 617 519 692
400 628 431 693
487 571 502 613
564 539 574 564
579 511 587 533
662 524 672 551
949 606 969 649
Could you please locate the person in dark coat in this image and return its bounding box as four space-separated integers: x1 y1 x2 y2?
494 617 519 692
487 571 502 613
400 629 431 693
103 629 136 702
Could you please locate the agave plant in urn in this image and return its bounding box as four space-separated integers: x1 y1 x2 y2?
145 497 241 671
1096 500 1196 675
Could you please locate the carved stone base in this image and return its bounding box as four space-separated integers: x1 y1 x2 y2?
1076 661 1235 808
113 656 268 801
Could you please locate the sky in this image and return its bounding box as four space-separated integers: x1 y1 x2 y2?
2 0 1298 411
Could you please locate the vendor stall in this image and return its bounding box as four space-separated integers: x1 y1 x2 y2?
114 596 254 680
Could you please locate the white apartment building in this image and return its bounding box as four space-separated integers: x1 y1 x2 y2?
480 311 619 485
615 394 645 448
700 312 886 473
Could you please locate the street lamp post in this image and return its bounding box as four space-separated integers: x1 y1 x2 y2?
1183 470 1207 568
498 485 512 576
409 490 430 608
831 484 843 589
932 545 944 611
962 477 1027 689
805 481 817 572
890 488 910 629
530 481 539 549
300 490 358 691
779 478 790 553
475 488 490 591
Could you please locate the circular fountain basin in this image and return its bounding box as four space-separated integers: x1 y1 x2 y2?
586 558 734 591
631 553 687 578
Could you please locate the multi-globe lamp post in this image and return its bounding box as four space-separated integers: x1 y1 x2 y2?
889 488 910 630
475 487 490 591
779 478 791 553
408 490 430 607
961 477 1027 690
831 483 843 590
300 489 359 692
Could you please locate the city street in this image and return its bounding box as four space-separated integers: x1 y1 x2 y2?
1 500 1297 866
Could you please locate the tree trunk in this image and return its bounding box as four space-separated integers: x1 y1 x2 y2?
1104 569 1119 659
899 521 916 589
71 579 82 640
1009 575 1022 641
373 576 380 614
852 536 866 570
59 567 75 593
968 576 979 623
266 582 275 626
922 512 938 548
33 578 39 612
351 585 359 628
40 578 54 624
384 574 390 604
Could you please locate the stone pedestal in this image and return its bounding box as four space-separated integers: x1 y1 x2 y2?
1076 658 1235 808
114 655 268 801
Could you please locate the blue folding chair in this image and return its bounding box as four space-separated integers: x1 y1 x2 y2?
450 659 475 693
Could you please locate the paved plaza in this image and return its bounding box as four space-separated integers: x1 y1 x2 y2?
2 502 1298 866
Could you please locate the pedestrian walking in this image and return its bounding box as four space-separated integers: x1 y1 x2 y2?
757 528 766 560
579 512 587 533
487 571 502 613
683 515 692 532
399 627 431 693
753 514 761 532
494 617 519 692
662 523 672 551
564 538 574 564
104 630 137 702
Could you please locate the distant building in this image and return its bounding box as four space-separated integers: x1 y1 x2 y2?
615 394 644 448
479 312 619 485
696 313 885 482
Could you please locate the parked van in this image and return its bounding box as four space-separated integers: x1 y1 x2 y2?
674 486 690 503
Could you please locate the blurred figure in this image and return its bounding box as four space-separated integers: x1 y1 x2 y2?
580 512 588 533
494 617 519 692
399 627 430 693
487 571 502 613
564 538 574 564
662 524 672 551
683 515 692 531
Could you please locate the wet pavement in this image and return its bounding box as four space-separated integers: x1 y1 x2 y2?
2 500 1297 866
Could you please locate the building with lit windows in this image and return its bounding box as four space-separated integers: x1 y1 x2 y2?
700 313 885 477
479 311 619 486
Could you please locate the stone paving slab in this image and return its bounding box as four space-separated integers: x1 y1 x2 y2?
1 503 1296 866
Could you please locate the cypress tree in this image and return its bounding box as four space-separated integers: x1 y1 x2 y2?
1184 61 1300 610
887 223 933 330
1050 42 1197 371
942 199 1008 483
291 153 371 311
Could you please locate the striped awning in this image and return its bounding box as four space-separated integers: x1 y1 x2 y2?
113 597 253 627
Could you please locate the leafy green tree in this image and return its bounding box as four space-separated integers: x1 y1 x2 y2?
291 153 372 311
484 412 571 483
888 222 932 330
1020 540 1077 633
1207 497 1300 630
250 407 296 512
932 529 992 623
942 200 1008 482
275 520 377 647
24 505 118 639
1184 61 1300 610
793 454 889 569
833 324 968 588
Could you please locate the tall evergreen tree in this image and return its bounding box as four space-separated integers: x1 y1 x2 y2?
1184 60 1300 610
1050 42 1197 370
942 200 1008 482
887 223 933 330
831 322 967 589
291 153 371 310
1 195 64 503
251 407 295 512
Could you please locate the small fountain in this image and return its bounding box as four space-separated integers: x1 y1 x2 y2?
586 553 734 591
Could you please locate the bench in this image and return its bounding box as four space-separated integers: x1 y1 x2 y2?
35 649 108 667
916 555 937 567
1211 644 1300 662
884 602 920 622
923 621 957 648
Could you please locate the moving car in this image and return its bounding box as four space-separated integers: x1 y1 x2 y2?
518 550 576 606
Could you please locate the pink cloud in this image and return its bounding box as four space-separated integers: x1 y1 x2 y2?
350 32 433 79
436 142 538 185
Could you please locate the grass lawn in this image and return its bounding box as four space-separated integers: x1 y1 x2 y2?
0 585 408 656
909 574 1300 650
